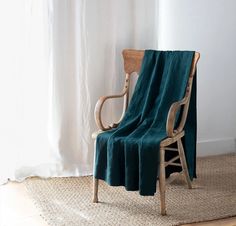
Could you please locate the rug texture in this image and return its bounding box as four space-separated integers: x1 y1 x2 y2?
24 154 236 226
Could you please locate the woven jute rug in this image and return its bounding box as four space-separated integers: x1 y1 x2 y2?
24 154 236 226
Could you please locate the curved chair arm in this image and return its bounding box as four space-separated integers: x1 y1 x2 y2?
166 52 200 137
94 74 130 131
166 97 189 137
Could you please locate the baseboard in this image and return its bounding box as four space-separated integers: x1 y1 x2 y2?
197 137 236 156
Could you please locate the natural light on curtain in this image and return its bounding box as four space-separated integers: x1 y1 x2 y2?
0 0 158 184
0 0 54 184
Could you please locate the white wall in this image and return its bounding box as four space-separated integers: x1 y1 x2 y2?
158 0 236 156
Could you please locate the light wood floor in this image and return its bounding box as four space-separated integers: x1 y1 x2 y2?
0 182 236 226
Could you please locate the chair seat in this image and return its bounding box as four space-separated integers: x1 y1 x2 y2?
93 129 184 146
160 131 185 147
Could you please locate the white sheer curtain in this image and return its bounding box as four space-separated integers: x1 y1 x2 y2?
0 0 158 184
0 0 53 184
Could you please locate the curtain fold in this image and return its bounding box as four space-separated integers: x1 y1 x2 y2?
0 0 158 184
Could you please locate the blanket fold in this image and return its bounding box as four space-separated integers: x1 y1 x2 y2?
95 50 196 196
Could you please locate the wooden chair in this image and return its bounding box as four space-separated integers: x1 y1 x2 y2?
92 49 200 215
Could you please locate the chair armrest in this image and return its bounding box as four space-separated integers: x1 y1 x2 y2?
166 97 189 137
166 60 198 137
94 74 130 131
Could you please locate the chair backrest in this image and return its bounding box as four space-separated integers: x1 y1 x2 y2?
122 49 199 77
122 49 145 74
122 49 200 135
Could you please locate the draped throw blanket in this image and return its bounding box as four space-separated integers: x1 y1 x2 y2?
95 50 196 196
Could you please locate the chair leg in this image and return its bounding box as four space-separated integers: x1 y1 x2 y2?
159 147 167 215
93 177 99 203
177 139 192 189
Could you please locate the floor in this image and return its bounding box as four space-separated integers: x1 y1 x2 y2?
0 182 47 226
0 182 236 226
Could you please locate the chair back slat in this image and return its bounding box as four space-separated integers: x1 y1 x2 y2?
122 49 144 74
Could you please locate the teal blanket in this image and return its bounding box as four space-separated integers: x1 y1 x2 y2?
95 50 196 196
